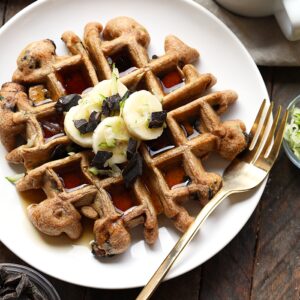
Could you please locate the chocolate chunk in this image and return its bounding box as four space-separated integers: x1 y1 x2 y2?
74 111 101 134
0 266 46 300
73 119 88 134
91 151 113 169
86 111 101 132
101 94 122 117
89 111 101 123
50 144 68 160
55 94 81 112
148 111 167 128
127 138 138 160
122 152 143 188
66 143 84 153
101 100 110 117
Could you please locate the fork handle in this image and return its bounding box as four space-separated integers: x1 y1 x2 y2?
136 188 229 300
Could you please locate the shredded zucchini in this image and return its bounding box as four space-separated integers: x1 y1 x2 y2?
5 173 25 184
284 107 300 159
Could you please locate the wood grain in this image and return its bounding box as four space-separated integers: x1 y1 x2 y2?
0 1 299 300
3 0 34 22
0 0 6 26
251 68 300 300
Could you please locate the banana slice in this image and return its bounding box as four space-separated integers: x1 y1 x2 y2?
64 78 128 148
64 105 93 147
79 79 128 106
123 90 164 140
92 116 131 165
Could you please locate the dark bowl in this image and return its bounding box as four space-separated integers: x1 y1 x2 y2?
0 263 60 300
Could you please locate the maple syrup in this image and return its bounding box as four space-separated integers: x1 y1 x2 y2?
108 185 138 212
108 48 137 77
162 163 191 189
159 69 184 93
56 65 92 95
145 129 175 157
19 189 47 208
180 117 201 139
39 113 65 141
55 164 89 192
19 188 95 246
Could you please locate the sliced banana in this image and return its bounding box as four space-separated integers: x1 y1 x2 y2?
64 78 128 148
123 90 164 140
64 105 93 147
79 79 128 106
92 116 130 165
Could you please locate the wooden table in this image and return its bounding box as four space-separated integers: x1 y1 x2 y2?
0 1 299 299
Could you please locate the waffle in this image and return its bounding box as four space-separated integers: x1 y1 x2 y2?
0 17 247 256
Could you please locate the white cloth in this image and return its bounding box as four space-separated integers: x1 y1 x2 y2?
194 0 300 66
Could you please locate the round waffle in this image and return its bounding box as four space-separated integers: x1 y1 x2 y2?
0 17 247 256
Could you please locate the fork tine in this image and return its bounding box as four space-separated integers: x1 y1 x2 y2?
266 110 288 162
248 99 267 148
250 102 273 153
242 101 273 163
239 100 266 160
260 106 282 157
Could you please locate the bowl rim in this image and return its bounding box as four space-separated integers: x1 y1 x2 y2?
0 263 61 300
283 94 300 168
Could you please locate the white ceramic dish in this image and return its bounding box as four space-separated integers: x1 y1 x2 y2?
0 0 269 289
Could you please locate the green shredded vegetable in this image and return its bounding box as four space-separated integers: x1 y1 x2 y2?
5 173 25 184
99 140 116 148
88 165 121 177
284 107 300 159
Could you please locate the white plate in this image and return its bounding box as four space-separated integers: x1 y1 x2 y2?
0 0 268 289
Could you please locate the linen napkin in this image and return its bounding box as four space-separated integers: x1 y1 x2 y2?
194 0 300 66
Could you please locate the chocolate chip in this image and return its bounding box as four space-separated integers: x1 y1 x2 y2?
89 111 101 123
148 111 167 128
127 138 138 160
101 94 122 117
55 94 81 112
73 119 89 134
74 111 101 134
122 152 143 188
91 151 113 169
86 111 101 132
50 144 68 160
152 54 159 59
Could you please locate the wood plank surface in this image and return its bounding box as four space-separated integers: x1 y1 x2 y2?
251 68 300 300
0 1 299 300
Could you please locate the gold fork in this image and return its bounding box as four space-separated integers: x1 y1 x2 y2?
136 100 288 300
